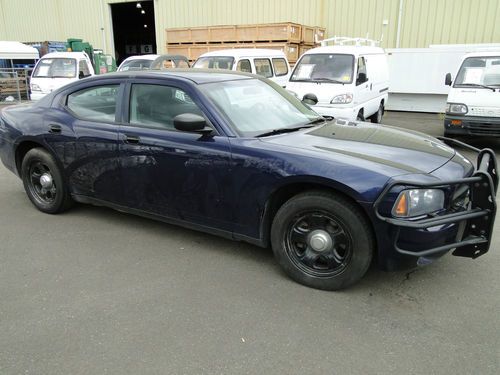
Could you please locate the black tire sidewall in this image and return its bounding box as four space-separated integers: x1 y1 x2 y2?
21 148 69 214
271 192 373 290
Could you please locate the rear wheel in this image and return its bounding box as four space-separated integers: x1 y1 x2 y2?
369 103 384 123
21 148 73 214
271 191 374 290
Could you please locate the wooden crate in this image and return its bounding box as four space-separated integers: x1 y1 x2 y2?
236 23 301 43
299 44 313 57
314 27 326 43
301 26 315 45
166 27 210 44
253 42 300 62
209 25 237 42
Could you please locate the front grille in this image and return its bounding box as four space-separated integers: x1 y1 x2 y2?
469 106 500 118
468 122 500 136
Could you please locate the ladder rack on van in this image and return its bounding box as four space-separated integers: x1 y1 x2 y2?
317 36 381 47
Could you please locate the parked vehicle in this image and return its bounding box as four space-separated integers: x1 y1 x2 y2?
30 52 95 101
444 51 500 137
0 70 496 290
286 37 389 122
150 54 190 70
192 49 290 86
117 54 160 71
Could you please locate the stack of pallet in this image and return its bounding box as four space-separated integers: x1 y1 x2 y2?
165 22 326 63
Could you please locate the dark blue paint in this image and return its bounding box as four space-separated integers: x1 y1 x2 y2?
0 70 475 270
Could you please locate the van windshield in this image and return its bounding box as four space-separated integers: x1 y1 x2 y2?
33 58 77 78
290 54 354 83
454 56 500 88
193 56 234 70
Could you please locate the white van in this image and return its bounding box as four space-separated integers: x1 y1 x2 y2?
117 54 160 71
30 52 94 101
444 51 500 137
286 37 389 122
192 49 291 87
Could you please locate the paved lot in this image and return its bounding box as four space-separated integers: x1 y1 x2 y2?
0 110 499 374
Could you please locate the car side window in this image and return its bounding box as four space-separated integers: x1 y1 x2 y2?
236 59 252 73
78 60 90 78
254 58 273 78
129 84 204 130
67 85 119 122
272 58 288 77
356 57 368 85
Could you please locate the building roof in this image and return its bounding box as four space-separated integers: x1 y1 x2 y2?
0 41 39 59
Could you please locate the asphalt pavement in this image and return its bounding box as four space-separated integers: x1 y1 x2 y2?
0 110 499 374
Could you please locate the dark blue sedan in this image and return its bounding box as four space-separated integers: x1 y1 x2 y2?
0 70 497 290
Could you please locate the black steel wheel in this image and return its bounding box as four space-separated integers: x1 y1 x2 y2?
21 148 73 214
369 103 384 123
271 190 374 290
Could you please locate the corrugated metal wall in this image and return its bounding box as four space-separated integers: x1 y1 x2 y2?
0 0 499 55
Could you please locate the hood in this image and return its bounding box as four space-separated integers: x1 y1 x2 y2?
286 81 353 105
260 120 457 174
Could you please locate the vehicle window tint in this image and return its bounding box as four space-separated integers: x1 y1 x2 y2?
272 58 288 76
176 60 190 68
33 58 76 78
78 60 90 77
236 59 252 73
356 57 367 85
193 56 234 70
119 59 154 71
67 85 119 122
129 84 204 130
254 58 273 78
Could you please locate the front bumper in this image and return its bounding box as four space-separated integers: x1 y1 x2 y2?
444 115 500 137
311 104 358 121
374 139 497 259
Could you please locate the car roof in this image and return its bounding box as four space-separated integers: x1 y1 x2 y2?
121 54 160 62
39 51 89 59
462 51 500 59
303 45 385 56
88 69 255 84
199 48 287 59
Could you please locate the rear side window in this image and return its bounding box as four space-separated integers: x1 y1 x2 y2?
272 58 288 76
254 58 273 78
236 59 252 73
78 60 90 77
67 85 119 122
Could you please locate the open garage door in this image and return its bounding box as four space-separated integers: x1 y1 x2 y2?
111 0 156 65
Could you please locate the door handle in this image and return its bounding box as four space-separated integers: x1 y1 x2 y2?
123 134 140 144
48 124 62 133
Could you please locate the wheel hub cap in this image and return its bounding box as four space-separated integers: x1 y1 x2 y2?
308 230 332 252
40 173 53 189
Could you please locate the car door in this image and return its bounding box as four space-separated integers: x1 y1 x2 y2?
44 82 124 203
355 56 373 117
118 80 234 231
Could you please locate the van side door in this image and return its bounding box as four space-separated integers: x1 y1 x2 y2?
355 56 373 118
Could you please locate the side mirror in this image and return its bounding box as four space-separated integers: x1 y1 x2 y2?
302 93 318 105
356 72 367 85
445 73 452 86
173 113 212 134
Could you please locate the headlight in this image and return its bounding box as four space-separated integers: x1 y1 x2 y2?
392 189 445 218
31 83 41 91
445 102 468 115
330 93 353 104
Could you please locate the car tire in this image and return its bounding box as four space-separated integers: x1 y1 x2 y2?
356 110 364 122
369 103 384 123
271 190 374 290
21 147 73 214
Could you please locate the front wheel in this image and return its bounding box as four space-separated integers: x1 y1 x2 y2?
21 148 73 214
369 103 384 123
271 191 374 290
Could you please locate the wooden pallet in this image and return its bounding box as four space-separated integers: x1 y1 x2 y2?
0 77 28 99
301 26 326 45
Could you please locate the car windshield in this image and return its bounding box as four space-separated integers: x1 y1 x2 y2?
193 56 234 70
118 59 154 71
199 78 322 137
290 53 355 83
33 58 77 78
454 56 500 87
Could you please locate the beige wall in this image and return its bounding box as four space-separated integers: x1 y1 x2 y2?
1 0 499 56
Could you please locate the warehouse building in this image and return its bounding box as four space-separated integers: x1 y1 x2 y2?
0 0 499 63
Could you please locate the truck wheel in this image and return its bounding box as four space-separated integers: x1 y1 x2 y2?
21 148 73 214
271 190 374 290
369 103 384 123
356 110 364 121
